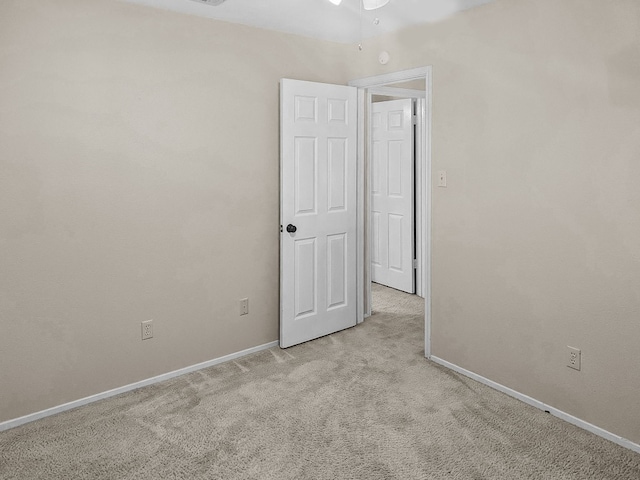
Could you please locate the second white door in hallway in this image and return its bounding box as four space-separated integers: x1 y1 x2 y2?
371 98 415 294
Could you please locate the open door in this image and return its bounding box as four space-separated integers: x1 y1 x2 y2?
280 79 358 348
371 98 415 294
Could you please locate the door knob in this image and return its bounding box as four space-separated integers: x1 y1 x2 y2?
286 224 297 233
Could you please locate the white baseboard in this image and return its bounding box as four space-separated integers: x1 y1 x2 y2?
430 356 640 455
0 340 279 433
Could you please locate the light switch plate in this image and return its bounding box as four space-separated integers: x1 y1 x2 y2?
438 170 447 187
240 298 249 316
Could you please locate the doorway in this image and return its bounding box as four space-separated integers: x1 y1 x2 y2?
349 67 432 358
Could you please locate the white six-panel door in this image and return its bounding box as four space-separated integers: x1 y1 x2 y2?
280 79 357 348
371 98 415 294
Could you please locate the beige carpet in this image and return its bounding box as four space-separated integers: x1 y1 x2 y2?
1 283 639 479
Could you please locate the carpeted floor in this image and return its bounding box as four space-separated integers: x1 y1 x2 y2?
1 283 640 479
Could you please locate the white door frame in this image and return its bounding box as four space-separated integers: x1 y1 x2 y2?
349 66 433 358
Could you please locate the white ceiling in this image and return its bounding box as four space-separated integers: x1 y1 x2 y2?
122 0 494 44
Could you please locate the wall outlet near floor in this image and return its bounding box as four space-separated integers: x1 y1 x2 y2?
141 320 153 340
239 298 249 316
567 346 581 371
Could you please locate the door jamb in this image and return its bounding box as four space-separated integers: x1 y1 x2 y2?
349 66 433 358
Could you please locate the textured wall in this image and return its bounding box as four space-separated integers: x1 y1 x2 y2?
349 0 640 444
0 0 351 422
3 0 640 448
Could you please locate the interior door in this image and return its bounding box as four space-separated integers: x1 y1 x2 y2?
371 98 415 294
280 79 357 348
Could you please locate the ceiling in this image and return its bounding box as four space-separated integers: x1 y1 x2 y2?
122 0 494 44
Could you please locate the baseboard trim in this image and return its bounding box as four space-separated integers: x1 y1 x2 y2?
430 356 640 455
0 340 279 433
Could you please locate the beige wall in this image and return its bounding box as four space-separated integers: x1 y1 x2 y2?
0 0 351 422
3 0 639 449
349 0 640 444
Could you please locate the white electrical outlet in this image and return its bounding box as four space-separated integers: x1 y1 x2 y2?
567 346 581 371
141 320 153 340
240 298 249 316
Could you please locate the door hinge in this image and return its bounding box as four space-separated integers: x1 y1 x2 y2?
280 225 283 233
412 114 418 125
413 259 418 269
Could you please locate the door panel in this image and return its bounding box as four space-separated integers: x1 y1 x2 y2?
388 140 403 196
372 140 382 195
327 233 347 309
371 98 415 294
295 137 317 214
372 211 381 267
328 138 347 211
388 213 404 271
295 238 316 318
280 79 358 348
